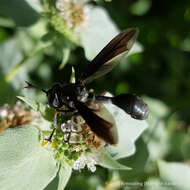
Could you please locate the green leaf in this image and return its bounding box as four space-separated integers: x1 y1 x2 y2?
143 97 170 160
181 132 190 159
144 178 171 190
0 39 23 81
0 38 28 105
144 97 169 119
119 138 149 181
98 147 131 170
0 17 15 28
103 94 148 159
17 96 55 121
59 48 71 70
70 66 76 83
80 7 119 60
158 160 190 190
17 95 37 110
80 7 143 60
0 0 39 26
58 161 72 190
25 0 42 12
0 125 58 190
145 120 169 161
130 0 151 16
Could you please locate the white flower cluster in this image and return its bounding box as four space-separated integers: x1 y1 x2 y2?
73 148 102 172
56 0 90 32
61 116 84 143
60 115 103 172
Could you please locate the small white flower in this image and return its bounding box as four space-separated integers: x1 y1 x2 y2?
61 117 83 133
73 148 102 172
73 145 84 152
63 133 70 142
73 156 86 170
56 0 90 33
87 163 96 172
61 121 72 132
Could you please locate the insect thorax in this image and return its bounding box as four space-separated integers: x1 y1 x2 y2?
61 83 88 102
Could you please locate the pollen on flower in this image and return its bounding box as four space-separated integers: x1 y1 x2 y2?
50 141 56 147
56 0 90 32
41 140 48 147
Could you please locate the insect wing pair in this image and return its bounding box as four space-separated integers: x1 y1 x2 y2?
25 28 148 145
74 28 148 144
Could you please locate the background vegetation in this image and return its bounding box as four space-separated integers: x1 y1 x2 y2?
0 0 190 190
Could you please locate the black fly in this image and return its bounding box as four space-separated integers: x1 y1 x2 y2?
25 28 148 145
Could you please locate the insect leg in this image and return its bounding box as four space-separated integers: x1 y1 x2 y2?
46 111 59 142
46 109 75 142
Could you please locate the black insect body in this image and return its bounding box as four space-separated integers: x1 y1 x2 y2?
25 28 148 145
46 83 88 109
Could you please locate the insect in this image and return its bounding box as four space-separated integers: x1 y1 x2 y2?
25 28 148 145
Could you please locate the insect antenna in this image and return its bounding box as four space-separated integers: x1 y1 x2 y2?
24 81 47 94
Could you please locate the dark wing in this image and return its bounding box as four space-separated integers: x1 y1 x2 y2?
79 28 139 83
74 100 117 144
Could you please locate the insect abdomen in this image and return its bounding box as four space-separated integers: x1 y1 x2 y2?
111 94 148 120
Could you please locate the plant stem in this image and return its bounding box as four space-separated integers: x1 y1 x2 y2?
0 44 51 93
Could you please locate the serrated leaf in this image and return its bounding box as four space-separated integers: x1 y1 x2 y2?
158 160 190 190
0 125 58 190
17 96 55 121
98 147 131 170
58 161 72 190
102 94 148 159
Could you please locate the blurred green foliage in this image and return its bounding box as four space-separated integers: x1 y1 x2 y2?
0 0 190 190
103 0 190 123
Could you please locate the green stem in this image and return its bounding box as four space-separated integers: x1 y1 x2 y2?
0 44 51 93
0 54 29 93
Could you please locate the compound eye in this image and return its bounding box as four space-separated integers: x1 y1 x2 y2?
52 93 60 108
